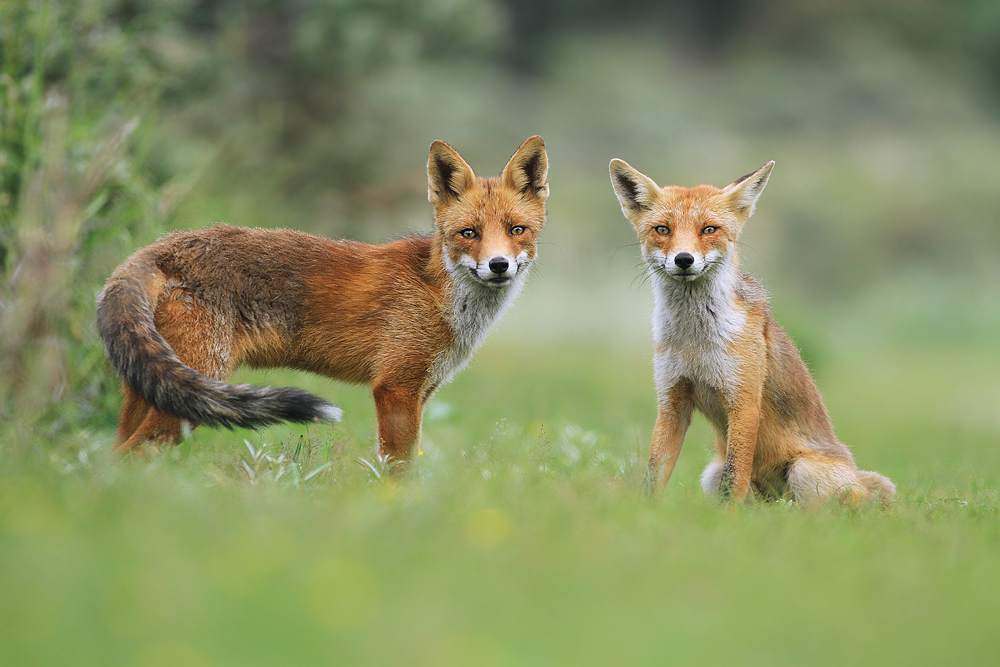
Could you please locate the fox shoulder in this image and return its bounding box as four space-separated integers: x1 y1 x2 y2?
735 272 769 309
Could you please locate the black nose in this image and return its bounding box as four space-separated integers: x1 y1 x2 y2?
488 257 509 275
674 252 695 270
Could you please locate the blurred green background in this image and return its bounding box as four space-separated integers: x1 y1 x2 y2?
2 1 999 664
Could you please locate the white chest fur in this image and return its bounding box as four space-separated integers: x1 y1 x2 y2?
650 264 746 394
430 274 525 387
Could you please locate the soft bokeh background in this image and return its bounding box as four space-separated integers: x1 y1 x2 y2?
2 1 999 664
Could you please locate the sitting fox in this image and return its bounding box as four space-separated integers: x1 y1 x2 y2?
609 158 895 505
98 136 549 461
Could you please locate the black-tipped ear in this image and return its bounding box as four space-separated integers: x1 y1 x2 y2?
609 159 660 218
723 161 774 218
428 141 477 206
501 136 548 201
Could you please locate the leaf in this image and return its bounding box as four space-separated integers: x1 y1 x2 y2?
304 461 333 482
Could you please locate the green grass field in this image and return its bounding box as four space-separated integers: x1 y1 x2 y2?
3 277 999 666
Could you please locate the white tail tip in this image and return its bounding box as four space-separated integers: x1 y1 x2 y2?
317 404 344 422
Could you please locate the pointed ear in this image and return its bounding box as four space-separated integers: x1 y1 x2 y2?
501 136 548 201
428 140 477 206
609 159 660 218
723 161 774 218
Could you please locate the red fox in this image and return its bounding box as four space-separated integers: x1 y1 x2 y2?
610 158 895 505
98 136 549 461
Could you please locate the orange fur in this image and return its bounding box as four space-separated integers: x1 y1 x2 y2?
611 158 894 505
98 137 549 462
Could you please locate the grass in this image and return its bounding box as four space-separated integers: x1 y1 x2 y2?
3 280 1000 665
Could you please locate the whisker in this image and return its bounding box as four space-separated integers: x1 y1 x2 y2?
736 240 761 259
608 242 640 268
629 266 649 289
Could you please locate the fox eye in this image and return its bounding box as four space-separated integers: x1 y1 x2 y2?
510 225 526 236
459 229 478 239
654 225 671 236
701 225 718 235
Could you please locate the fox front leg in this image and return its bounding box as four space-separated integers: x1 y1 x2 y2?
719 390 762 502
646 379 694 493
372 379 425 467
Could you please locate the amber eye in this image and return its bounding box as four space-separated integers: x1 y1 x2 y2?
701 225 718 235
654 225 671 236
510 225 526 236
460 229 478 239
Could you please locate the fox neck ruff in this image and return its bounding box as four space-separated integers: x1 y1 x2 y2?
650 252 746 393
431 257 529 386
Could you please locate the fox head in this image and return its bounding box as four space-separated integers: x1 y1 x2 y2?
610 159 773 283
428 136 548 289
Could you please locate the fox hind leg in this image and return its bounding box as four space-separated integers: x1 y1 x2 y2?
116 385 151 447
115 382 191 454
787 453 868 506
115 386 186 455
113 298 234 453
116 408 184 454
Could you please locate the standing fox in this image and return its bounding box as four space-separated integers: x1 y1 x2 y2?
98 136 549 460
610 158 895 505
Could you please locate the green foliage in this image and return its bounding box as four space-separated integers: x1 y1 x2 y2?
0 0 189 451
151 0 505 235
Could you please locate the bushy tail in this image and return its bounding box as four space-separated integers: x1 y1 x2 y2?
96 257 341 429
857 470 896 506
